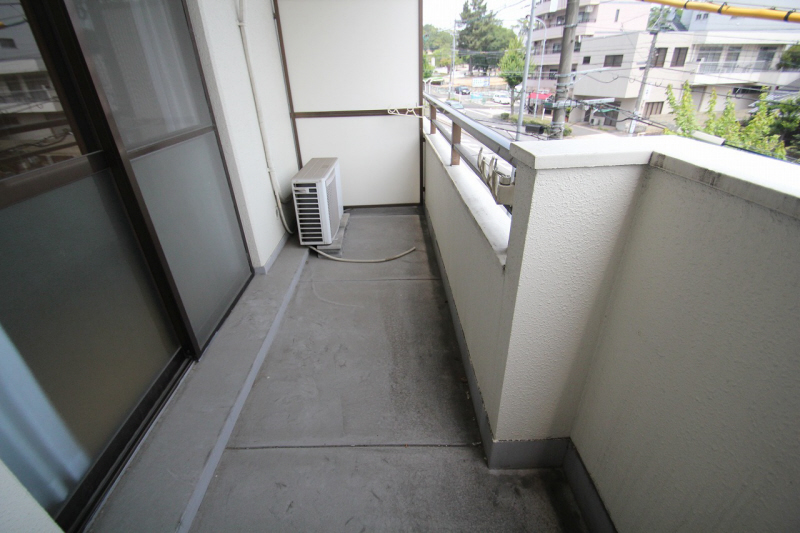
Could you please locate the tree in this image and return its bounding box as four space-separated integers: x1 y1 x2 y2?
433 47 454 73
423 54 434 78
499 37 526 115
423 25 452 52
457 0 514 74
704 90 742 145
768 95 800 158
424 24 458 74
513 16 530 40
665 81 787 160
741 93 787 159
649 6 681 30
665 81 698 137
777 43 800 70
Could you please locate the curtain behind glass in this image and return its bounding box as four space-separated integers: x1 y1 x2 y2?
74 0 211 149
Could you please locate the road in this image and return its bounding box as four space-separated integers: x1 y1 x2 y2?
428 92 617 177
430 90 617 139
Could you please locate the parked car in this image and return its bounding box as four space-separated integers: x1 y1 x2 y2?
454 86 471 95
492 92 510 105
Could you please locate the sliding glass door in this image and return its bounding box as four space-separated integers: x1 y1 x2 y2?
0 0 251 529
71 0 251 349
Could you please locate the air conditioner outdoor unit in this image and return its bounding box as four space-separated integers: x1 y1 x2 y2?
291 157 343 246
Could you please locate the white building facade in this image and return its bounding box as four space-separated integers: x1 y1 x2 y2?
572 30 800 131
527 0 651 93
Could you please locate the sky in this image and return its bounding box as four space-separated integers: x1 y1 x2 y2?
423 0 532 31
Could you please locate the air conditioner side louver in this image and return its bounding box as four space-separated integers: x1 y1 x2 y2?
291 158 342 246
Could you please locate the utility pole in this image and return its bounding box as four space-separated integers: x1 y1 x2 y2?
629 8 665 134
448 19 458 101
532 17 547 120
515 2 539 141
549 0 579 139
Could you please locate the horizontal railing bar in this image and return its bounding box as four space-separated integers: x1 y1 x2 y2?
424 92 513 164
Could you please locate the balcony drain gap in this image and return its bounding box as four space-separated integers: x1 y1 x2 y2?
226 443 477 450
300 278 442 283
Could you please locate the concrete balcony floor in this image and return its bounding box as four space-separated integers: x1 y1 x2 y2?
88 207 587 532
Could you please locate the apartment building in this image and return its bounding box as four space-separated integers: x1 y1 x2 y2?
572 29 800 130
527 0 651 92
679 0 799 32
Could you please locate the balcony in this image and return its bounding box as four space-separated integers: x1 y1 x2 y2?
2 1 800 532
84 106 800 533
689 60 800 86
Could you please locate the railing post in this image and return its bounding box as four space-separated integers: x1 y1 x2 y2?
451 123 461 166
430 106 437 135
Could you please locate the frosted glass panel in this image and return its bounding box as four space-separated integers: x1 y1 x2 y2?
132 132 250 345
0 171 179 514
74 0 211 149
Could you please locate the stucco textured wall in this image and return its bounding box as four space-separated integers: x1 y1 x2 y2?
424 134 510 431
572 169 800 532
495 164 645 440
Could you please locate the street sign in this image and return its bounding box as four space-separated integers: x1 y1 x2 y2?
580 98 615 105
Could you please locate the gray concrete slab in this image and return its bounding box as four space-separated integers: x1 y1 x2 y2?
91 210 587 533
87 242 307 533
230 278 478 447
301 213 439 282
191 446 587 533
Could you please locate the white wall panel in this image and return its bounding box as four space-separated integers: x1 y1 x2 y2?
187 0 287 269
279 0 419 112
296 116 420 206
243 0 300 198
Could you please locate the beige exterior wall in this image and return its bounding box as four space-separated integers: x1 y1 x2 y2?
572 150 800 532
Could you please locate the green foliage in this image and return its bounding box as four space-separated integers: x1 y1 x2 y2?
423 54 433 78
457 0 514 74
499 37 525 113
500 113 572 136
777 43 800 70
741 93 786 159
665 81 698 137
423 25 452 52
768 95 800 158
648 7 664 30
665 82 787 160
424 24 457 73
433 47 453 72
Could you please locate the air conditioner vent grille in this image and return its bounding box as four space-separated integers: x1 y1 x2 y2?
291 158 342 246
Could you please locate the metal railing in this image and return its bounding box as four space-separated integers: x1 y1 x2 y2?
695 60 775 74
423 92 515 205
0 88 54 104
